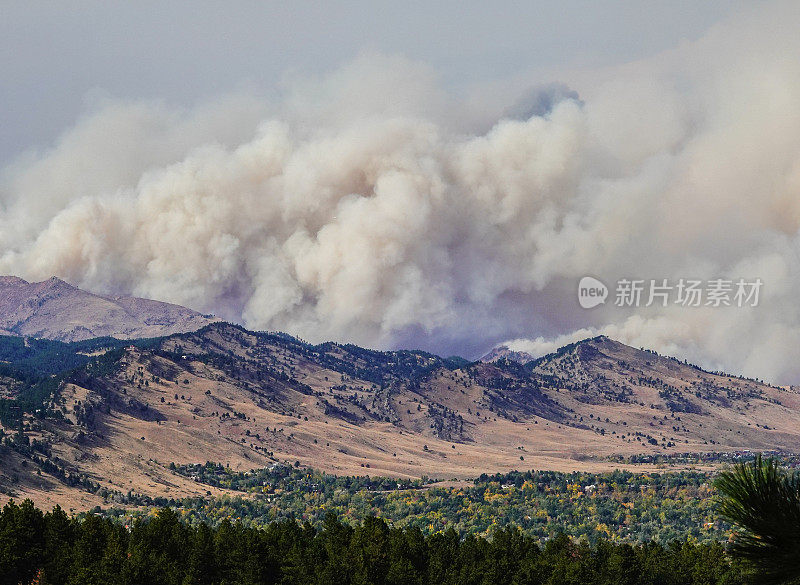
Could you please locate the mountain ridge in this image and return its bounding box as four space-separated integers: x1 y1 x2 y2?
0 275 219 342
2 320 800 511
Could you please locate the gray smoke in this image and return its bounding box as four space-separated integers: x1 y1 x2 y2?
504 83 583 120
3 3 800 383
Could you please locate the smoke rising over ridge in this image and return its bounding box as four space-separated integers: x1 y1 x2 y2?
3 2 800 382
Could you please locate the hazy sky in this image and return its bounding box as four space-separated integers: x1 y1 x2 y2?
2 1 746 163
7 1 800 384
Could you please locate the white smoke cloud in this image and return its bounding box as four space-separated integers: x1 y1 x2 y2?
3 3 800 383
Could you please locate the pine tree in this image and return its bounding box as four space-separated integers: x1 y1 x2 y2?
715 454 800 584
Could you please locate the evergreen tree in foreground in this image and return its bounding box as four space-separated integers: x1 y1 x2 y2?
715 454 800 584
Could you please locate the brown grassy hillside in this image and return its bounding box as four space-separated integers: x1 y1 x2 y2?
3 323 799 509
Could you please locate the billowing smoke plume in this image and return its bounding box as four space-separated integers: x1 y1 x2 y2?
3 3 800 383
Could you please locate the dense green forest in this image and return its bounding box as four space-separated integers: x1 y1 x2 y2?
0 335 160 427
0 499 743 585
0 335 125 377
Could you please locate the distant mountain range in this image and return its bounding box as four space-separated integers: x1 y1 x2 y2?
1 276 799 511
479 345 535 364
0 276 219 342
